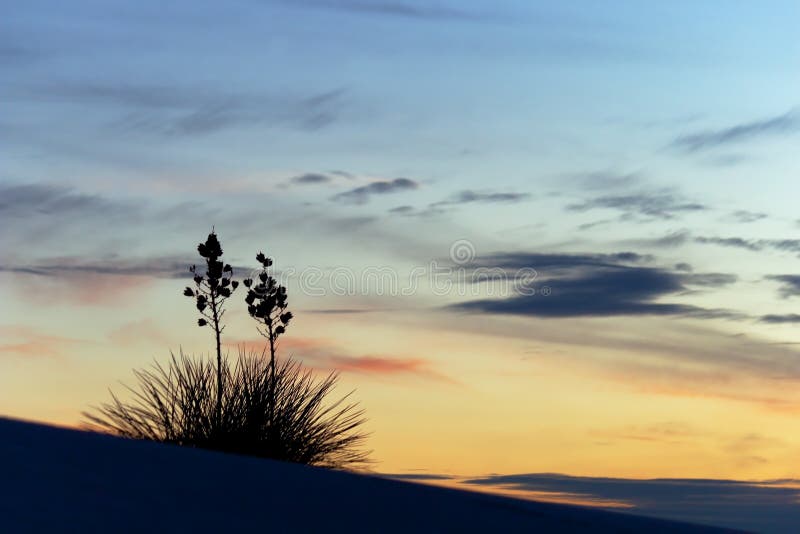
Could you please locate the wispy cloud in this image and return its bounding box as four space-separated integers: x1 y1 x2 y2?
386 205 448 218
695 237 800 255
569 171 641 190
0 253 256 307
625 230 691 249
0 256 196 279
0 182 217 252
0 182 158 261
588 421 702 444
727 210 768 223
567 192 706 220
480 314 800 411
577 219 615 231
388 189 530 218
682 272 738 288
388 205 415 215
0 255 252 279
694 236 762 252
765 275 800 298
432 189 531 207
283 0 490 22
760 314 800 324
1 181 428 293
671 110 800 152
20 83 347 136
290 172 333 185
0 183 137 220
331 178 419 204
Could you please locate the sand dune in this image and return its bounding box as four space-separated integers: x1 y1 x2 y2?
0 417 738 533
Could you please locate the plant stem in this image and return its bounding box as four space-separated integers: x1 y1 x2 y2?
211 290 222 434
267 321 275 432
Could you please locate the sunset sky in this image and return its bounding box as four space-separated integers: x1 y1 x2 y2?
3 0 800 487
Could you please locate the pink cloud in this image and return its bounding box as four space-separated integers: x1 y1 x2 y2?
3 271 153 306
328 355 456 383
0 325 83 358
225 336 454 383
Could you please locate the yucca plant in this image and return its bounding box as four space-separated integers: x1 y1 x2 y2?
86 230 370 467
84 348 370 468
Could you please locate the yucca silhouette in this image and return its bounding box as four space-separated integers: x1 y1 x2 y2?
85 231 370 468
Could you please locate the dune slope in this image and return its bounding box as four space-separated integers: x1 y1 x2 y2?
0 417 737 533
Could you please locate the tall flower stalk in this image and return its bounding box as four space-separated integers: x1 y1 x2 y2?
184 230 238 431
243 251 293 433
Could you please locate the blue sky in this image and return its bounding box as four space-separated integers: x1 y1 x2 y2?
6 1 798 187
6 0 799 305
3 0 800 498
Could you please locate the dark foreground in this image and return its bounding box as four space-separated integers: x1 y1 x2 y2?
0 417 740 533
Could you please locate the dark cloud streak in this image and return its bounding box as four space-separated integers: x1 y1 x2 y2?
449 251 738 319
462 473 800 533
626 230 691 249
331 178 418 204
760 314 800 324
283 0 488 21
696 237 800 255
432 190 531 207
728 210 767 223
671 110 799 152
0 257 251 280
291 173 332 185
567 192 706 220
695 236 762 252
765 275 800 298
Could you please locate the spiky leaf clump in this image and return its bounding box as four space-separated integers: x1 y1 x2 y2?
83 348 370 469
